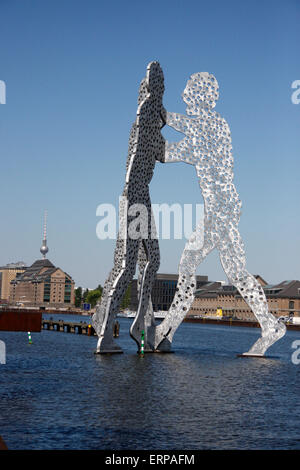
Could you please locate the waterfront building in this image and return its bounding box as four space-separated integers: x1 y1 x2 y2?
188 277 300 320
130 273 209 311
7 212 75 308
9 259 75 308
0 262 27 301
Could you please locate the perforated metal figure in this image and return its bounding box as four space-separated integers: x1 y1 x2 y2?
92 62 165 353
154 72 286 356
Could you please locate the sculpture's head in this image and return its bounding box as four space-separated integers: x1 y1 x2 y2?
182 72 219 114
146 61 165 100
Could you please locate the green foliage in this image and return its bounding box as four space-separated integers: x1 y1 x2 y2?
75 283 130 311
86 285 103 308
82 288 89 303
74 287 82 308
120 282 131 310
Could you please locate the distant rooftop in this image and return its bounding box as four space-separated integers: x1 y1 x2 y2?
15 259 55 282
10 258 75 286
155 273 208 281
195 279 300 299
0 261 27 269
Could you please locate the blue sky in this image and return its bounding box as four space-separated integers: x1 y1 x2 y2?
0 0 299 288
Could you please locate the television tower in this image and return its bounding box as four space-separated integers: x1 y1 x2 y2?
40 210 49 259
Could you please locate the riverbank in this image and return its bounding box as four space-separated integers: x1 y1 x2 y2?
184 316 300 331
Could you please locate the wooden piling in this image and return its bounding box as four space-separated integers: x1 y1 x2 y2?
0 436 8 450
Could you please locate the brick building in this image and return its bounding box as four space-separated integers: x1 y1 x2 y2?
0 262 27 301
5 213 75 308
9 259 75 308
187 277 300 320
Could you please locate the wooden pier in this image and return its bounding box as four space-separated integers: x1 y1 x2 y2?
42 319 96 335
42 319 120 337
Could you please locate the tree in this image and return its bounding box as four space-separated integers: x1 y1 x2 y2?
120 282 131 310
75 287 83 308
82 288 89 303
96 284 103 296
86 285 103 308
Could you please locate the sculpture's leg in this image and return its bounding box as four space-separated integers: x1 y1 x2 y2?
130 238 160 351
92 233 127 343
95 237 139 353
242 321 286 357
218 229 286 356
154 228 215 351
131 241 156 351
92 270 115 338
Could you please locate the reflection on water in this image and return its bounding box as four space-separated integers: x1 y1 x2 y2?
0 316 299 450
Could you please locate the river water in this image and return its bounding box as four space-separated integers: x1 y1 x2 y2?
0 315 299 450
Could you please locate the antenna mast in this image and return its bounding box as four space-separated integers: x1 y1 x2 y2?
40 210 49 259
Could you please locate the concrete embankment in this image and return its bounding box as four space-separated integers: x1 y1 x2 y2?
184 316 300 331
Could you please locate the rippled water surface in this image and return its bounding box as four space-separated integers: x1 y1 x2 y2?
0 316 299 450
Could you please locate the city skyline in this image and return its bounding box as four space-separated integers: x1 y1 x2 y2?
0 0 299 288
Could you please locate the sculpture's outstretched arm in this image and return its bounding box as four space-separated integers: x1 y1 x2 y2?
160 111 195 164
164 139 194 165
164 140 186 163
166 111 192 133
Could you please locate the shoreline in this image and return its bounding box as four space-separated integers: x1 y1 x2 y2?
184 316 300 331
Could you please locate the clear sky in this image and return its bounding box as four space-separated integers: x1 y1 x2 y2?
0 0 299 288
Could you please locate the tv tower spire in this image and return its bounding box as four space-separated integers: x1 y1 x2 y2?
40 210 49 259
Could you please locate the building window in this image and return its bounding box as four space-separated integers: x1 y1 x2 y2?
64 277 72 303
43 279 51 303
289 301 294 310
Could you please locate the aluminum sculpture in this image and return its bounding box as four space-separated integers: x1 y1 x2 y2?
154 71 286 356
93 63 286 357
92 62 165 353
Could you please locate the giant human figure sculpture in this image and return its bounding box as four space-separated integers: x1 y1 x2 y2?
154 72 286 356
92 62 165 353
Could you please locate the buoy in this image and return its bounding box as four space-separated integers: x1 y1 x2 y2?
28 332 32 344
140 330 145 357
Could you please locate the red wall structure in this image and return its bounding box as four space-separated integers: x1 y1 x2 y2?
0 309 42 332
